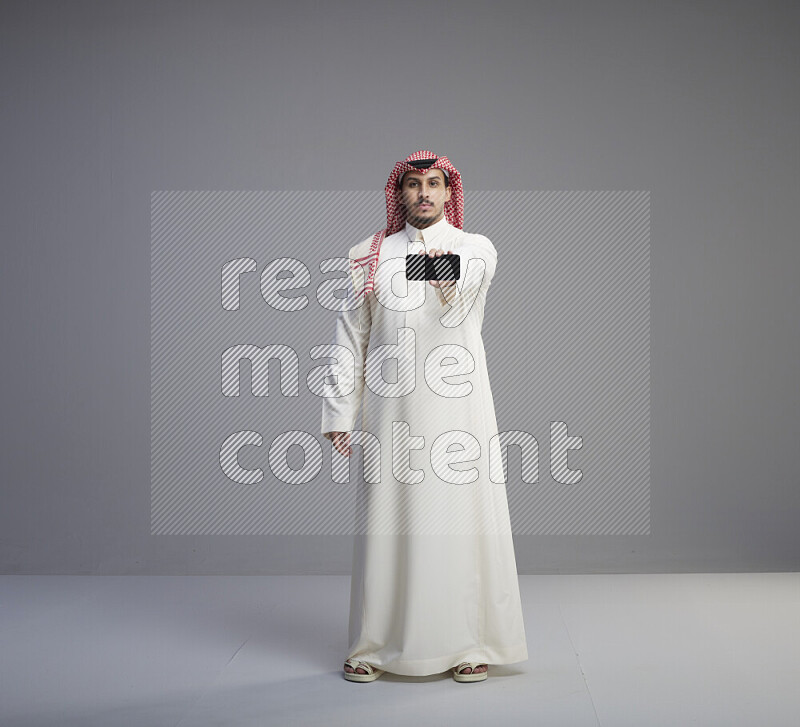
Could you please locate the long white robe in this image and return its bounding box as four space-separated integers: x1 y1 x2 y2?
321 215 528 676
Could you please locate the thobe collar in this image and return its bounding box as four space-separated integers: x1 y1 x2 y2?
404 215 450 247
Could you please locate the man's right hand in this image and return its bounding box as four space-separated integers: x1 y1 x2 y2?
327 431 352 457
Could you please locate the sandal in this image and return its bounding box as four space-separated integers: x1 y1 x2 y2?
343 657 384 682
451 662 488 682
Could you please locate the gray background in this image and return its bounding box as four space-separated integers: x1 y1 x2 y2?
1 0 797 573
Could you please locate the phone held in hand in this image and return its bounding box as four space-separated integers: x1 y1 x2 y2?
405 253 460 281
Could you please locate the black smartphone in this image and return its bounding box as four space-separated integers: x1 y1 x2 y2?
405 253 460 281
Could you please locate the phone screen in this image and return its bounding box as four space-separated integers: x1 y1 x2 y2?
406 253 461 281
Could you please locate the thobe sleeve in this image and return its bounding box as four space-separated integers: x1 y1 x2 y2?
437 233 498 309
320 257 372 441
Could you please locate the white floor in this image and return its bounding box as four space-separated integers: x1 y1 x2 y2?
1 573 798 726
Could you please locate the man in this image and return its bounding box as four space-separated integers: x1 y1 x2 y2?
321 150 528 683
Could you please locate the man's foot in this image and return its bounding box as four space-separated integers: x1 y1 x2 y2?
455 664 487 674
343 658 384 682
452 661 489 682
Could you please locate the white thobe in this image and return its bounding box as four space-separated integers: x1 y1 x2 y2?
321 215 528 676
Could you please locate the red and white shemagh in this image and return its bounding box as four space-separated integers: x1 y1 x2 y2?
348 150 464 312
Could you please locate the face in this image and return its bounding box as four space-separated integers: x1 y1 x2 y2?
399 169 452 229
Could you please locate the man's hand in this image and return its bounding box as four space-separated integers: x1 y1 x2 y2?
327 431 352 457
419 248 457 289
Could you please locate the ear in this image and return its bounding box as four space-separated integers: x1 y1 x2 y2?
445 185 452 202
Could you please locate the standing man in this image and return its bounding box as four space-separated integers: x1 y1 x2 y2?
321 150 528 683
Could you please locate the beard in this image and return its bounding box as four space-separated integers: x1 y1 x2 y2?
404 201 442 227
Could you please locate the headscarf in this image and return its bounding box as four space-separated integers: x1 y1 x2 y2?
348 151 464 323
